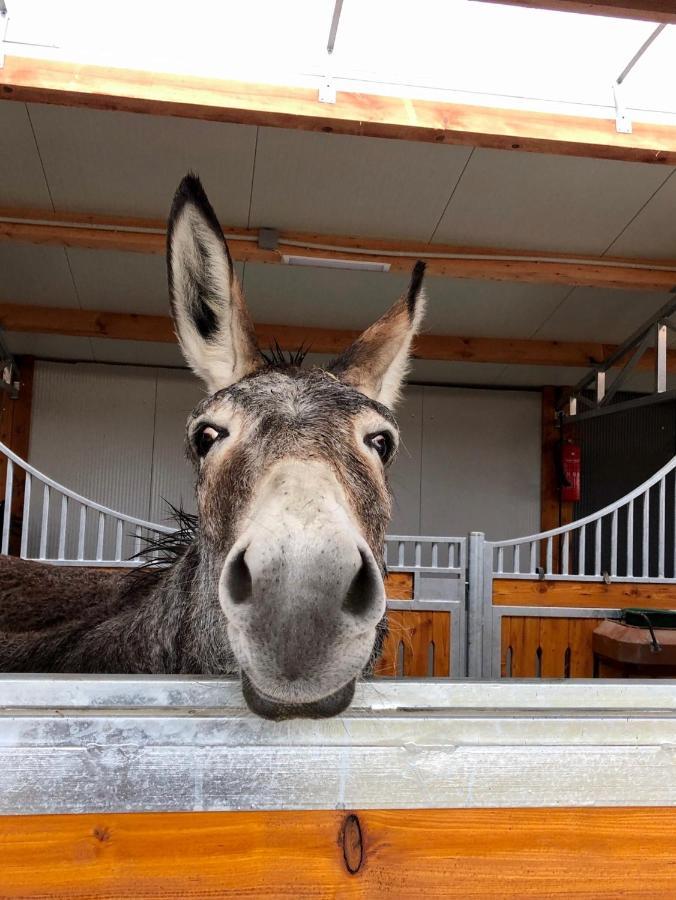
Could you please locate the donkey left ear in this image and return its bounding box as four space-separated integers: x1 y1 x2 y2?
167 173 261 393
328 262 426 409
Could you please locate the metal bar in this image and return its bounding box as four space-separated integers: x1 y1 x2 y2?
115 519 123 561
431 542 438 568
497 546 504 574
134 525 142 557
38 484 49 559
596 370 606 404
601 333 651 405
546 536 553 575
594 519 601 576
1 459 12 555
466 532 485 679
20 472 30 558
513 543 520 574
563 388 676 424
96 512 105 561
58 494 68 560
659 477 666 578
578 524 586 576
643 491 650 578
655 322 668 393
562 531 569 575
414 541 422 568
611 509 618 578
529 541 536 574
326 0 344 53
616 23 667 85
77 504 86 560
627 499 634 577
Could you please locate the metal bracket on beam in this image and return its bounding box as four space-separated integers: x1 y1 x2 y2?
258 228 279 251
318 77 336 104
0 1 9 70
613 81 632 135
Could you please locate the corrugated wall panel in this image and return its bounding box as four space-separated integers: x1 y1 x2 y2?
28 361 157 557
420 387 541 540
149 370 204 523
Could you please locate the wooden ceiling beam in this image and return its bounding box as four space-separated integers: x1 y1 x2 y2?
2 209 676 292
2 55 676 165
1 301 674 372
476 1 676 24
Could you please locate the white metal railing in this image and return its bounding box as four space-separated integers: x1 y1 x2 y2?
0 441 173 566
490 454 676 582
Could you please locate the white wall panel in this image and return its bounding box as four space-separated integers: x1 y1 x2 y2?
420 387 541 540
149 370 204 523
388 386 423 536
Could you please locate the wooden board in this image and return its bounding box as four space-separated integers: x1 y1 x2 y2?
3 55 676 164
478 1 676 23
374 610 451 677
502 615 603 677
3 808 676 898
494 578 676 608
384 572 413 600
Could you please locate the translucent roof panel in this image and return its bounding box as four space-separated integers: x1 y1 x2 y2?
4 0 676 122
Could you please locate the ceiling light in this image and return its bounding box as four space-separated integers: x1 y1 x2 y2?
281 254 390 273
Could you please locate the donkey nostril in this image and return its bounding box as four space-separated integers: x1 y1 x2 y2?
226 549 252 605
343 551 380 618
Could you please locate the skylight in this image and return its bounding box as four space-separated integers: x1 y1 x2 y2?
3 0 675 123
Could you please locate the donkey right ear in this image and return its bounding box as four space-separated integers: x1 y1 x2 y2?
167 174 261 393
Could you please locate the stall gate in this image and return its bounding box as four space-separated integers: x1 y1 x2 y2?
3 440 676 680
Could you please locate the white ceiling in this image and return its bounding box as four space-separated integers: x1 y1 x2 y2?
1 99 675 388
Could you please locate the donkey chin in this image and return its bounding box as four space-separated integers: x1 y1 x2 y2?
218 461 387 721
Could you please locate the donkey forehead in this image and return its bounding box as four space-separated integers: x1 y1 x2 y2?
191 370 398 427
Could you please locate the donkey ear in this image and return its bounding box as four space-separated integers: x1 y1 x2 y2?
328 262 426 408
167 174 261 393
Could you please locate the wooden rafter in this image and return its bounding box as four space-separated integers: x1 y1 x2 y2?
477 1 676 24
2 55 676 165
3 301 676 371
2 209 676 292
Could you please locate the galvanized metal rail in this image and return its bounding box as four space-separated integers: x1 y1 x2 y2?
1 676 675 814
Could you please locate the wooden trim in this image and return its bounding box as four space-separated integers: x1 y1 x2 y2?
3 55 676 165
494 577 676 608
3 301 676 371
477 1 676 23
2 208 676 292
4 808 676 897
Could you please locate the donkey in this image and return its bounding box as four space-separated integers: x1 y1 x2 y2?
0 174 426 719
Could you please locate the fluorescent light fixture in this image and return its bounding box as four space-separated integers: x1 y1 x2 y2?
281 254 390 272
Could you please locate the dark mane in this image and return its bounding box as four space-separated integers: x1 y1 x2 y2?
259 341 309 370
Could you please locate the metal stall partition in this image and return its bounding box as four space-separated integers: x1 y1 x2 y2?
477 455 676 680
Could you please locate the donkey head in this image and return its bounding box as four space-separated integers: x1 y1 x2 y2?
167 174 426 719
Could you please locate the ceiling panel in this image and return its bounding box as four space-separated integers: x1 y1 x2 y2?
243 263 567 337
432 149 671 254
4 332 94 361
0 102 53 208
28 104 258 220
605 169 676 259
249 128 472 240
67 248 244 316
0 243 79 307
532 287 670 343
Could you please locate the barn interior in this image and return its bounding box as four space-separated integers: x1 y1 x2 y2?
2 0 676 680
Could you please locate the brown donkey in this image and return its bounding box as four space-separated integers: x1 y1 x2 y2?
0 174 426 719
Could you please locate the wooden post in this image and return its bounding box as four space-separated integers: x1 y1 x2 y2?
540 387 575 573
0 356 34 553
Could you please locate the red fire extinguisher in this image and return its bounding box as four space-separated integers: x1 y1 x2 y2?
560 441 581 503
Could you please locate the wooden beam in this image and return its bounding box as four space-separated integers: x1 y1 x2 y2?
477 1 676 24
2 209 676 292
4 808 676 897
2 55 676 165
0 356 34 554
494 577 676 607
4 301 676 372
3 301 676 371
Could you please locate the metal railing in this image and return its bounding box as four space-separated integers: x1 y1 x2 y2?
490 454 676 582
0 441 173 566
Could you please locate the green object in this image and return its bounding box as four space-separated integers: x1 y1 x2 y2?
621 608 676 630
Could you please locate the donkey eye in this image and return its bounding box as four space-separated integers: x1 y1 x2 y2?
194 424 228 457
365 432 394 463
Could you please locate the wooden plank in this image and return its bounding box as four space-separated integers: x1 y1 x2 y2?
374 610 451 677
384 572 413 600
477 1 676 23
494 577 676 608
3 211 676 291
539 618 571 677
509 616 542 676
569 617 604 676
6 301 676 372
3 55 676 164
5 807 676 898
432 611 451 677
